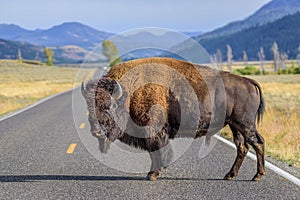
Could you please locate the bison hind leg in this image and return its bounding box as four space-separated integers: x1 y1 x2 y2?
224 126 249 180
249 130 266 181
225 121 266 181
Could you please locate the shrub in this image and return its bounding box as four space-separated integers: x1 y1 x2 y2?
294 67 300 74
288 67 295 74
285 61 300 74
255 70 262 75
278 69 288 75
234 65 261 75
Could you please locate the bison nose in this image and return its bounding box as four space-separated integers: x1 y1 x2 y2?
91 130 103 138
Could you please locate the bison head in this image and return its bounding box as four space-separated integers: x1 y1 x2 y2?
81 78 123 153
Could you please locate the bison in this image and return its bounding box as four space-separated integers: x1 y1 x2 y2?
81 57 265 181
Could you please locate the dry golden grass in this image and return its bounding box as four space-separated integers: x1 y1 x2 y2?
0 60 96 116
221 75 300 168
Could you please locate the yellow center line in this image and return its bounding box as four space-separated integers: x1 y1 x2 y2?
86 111 89 116
80 123 85 129
66 143 77 154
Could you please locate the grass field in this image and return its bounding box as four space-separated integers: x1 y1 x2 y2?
0 60 95 116
221 74 300 169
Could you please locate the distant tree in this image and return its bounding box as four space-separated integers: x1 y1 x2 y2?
297 44 300 66
211 55 218 69
35 52 40 61
210 55 216 67
258 47 266 74
227 45 233 72
242 50 248 66
211 49 223 70
216 49 223 70
279 52 288 69
17 48 22 63
271 42 280 73
102 40 122 67
44 48 54 66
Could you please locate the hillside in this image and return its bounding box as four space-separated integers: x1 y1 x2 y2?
198 12 300 61
0 22 113 50
195 0 300 40
0 39 105 63
0 39 44 60
51 45 106 63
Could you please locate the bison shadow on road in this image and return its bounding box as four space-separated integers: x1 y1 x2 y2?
0 175 253 182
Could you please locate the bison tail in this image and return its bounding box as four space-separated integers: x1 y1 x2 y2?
257 90 265 126
244 77 265 126
250 78 265 126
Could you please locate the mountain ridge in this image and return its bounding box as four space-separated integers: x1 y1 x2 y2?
199 12 300 61
0 22 113 50
195 0 300 40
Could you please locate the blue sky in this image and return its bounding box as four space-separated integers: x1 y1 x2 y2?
1 0 271 33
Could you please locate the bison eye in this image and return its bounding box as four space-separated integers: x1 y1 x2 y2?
88 113 97 122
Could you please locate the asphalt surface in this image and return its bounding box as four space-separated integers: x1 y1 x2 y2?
0 89 299 199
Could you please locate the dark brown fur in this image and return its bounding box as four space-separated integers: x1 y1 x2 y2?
82 57 266 181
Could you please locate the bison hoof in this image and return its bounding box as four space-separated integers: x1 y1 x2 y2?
224 172 236 180
146 174 158 181
252 173 263 181
156 170 161 176
223 175 233 180
146 170 161 181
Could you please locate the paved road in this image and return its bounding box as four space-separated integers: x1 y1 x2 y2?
0 89 299 199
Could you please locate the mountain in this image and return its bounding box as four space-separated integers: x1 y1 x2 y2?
182 32 203 38
199 12 300 61
0 22 113 50
0 24 200 63
0 24 31 40
105 30 207 62
195 0 300 40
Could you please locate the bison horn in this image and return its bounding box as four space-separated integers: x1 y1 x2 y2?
112 81 123 100
81 81 87 97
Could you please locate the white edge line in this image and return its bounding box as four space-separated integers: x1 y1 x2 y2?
215 135 300 187
0 87 76 122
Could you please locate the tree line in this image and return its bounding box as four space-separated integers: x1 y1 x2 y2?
211 43 300 74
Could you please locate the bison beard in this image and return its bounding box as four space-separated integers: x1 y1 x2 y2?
81 57 266 181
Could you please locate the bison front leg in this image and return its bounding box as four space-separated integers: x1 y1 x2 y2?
224 127 249 180
146 140 174 181
147 151 161 181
